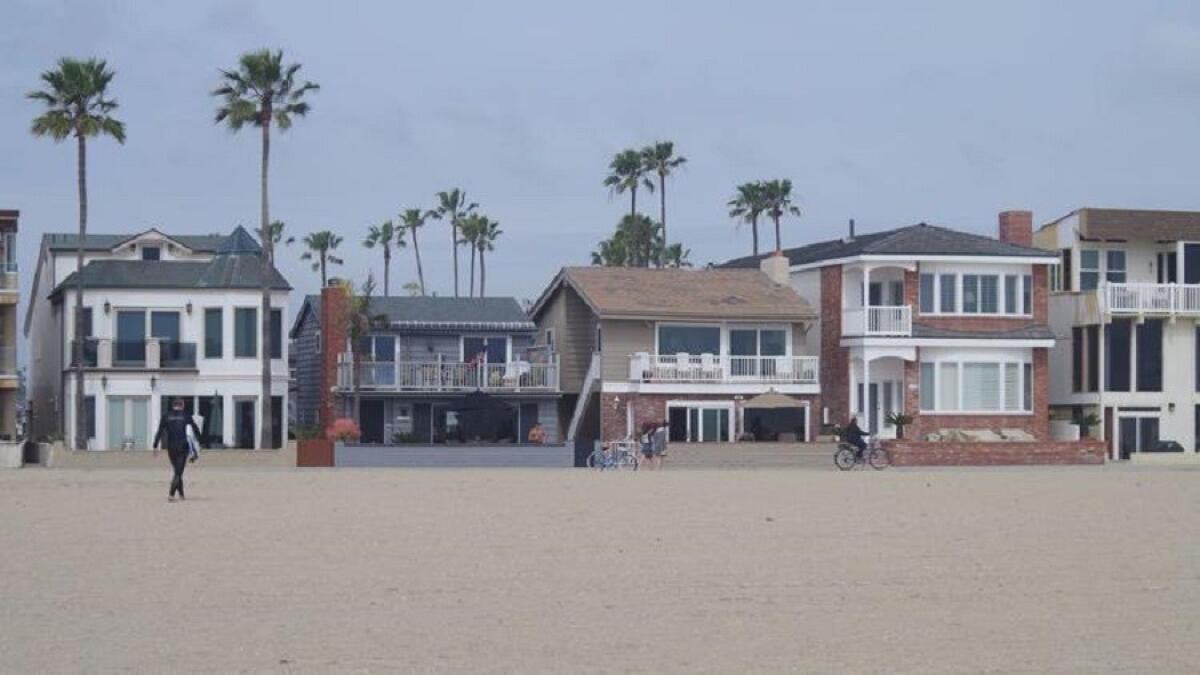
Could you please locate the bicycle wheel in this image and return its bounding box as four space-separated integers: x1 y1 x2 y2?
620 452 639 471
834 446 856 471
868 448 891 470
586 449 604 469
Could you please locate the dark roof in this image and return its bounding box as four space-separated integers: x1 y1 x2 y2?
40 231 229 253
721 223 1057 269
290 294 533 337
1054 208 1200 242
214 225 262 254
910 323 1055 340
52 259 289 296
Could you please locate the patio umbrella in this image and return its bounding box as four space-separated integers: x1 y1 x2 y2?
742 390 802 409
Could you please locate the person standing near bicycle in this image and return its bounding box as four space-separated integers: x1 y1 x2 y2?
844 415 869 458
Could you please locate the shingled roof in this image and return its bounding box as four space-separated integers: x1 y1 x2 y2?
40 231 229 253
532 266 815 321
721 223 1056 269
291 294 533 337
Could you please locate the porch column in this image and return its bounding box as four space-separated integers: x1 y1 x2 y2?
862 355 871 432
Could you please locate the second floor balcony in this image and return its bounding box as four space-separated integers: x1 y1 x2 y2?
72 338 198 369
1102 282 1200 317
630 353 819 384
337 354 560 393
842 305 912 336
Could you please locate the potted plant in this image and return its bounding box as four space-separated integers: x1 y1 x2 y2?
326 418 362 443
885 412 914 439
1073 412 1100 438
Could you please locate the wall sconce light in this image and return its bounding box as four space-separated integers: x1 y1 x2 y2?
1169 402 1176 413
101 375 107 390
150 376 157 390
103 300 111 315
186 301 193 315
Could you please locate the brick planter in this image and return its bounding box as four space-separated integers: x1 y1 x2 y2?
296 439 334 467
883 439 1106 466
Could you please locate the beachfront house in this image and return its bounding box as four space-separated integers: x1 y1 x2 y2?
24 226 291 450
1036 208 1200 459
528 265 820 448
291 286 561 444
723 212 1059 445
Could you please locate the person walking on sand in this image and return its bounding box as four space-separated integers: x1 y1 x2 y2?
153 397 202 502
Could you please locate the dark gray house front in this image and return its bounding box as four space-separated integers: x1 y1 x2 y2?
291 293 561 445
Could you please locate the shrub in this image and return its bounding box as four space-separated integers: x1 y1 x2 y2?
326 418 361 442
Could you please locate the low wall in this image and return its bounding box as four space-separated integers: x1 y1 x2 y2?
0 442 21 469
334 442 573 468
296 439 334 467
884 439 1106 466
45 442 297 469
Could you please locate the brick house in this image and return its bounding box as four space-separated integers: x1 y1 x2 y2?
724 211 1059 443
528 265 819 449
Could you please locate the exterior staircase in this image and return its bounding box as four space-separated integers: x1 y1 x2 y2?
661 442 838 470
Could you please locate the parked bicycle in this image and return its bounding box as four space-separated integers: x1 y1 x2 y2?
834 436 890 470
587 441 640 471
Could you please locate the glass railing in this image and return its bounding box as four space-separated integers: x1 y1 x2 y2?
160 341 197 368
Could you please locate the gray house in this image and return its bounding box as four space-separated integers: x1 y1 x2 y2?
291 291 561 444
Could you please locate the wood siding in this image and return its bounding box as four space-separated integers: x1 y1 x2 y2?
534 285 596 392
292 308 322 430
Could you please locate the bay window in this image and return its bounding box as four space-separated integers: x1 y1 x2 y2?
920 357 1033 412
919 271 1029 315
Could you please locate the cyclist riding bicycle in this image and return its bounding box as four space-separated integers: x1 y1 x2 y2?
844 415 869 457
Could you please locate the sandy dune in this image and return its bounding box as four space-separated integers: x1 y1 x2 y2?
1 465 1197 673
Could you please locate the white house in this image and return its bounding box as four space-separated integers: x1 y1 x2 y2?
1036 208 1200 459
24 227 290 450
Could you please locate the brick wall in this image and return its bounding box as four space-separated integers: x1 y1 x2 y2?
884 439 1105 466
998 210 1033 248
318 285 349 432
819 265 848 429
599 392 820 442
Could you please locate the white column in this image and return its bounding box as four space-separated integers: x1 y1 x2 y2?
862 265 872 335
862 355 872 432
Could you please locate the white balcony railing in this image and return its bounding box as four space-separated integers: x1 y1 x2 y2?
338 356 560 392
630 354 819 384
843 305 912 336
1102 282 1200 316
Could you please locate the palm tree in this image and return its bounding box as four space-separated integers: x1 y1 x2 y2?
363 220 404 296
212 48 318 449
475 218 502 296
662 243 692 268
642 141 686 262
590 236 627 267
266 220 295 248
398 208 428 296
432 189 477 297
727 182 768 256
342 275 385 426
300 231 344 288
603 149 653 218
28 57 126 450
760 179 801 252
401 281 422 297
457 213 482 298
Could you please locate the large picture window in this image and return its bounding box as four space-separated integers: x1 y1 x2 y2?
657 325 721 355
920 358 1031 413
234 307 257 358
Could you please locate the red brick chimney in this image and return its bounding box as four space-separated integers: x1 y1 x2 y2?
998 210 1033 247
318 284 349 431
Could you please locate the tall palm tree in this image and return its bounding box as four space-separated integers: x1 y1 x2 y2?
760 179 801 252
28 57 126 450
398 208 428 296
662 242 691 268
727 181 768 256
458 213 483 298
212 48 318 449
617 214 661 267
300 231 344 288
432 189 477 297
363 220 404 296
475 218 502 296
603 149 653 218
642 141 686 263
342 275 385 426
266 220 295 248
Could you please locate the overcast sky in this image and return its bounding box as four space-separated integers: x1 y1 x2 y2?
4 1 1200 323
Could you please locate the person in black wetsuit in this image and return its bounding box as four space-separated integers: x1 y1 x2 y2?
153 397 202 502
844 415 869 457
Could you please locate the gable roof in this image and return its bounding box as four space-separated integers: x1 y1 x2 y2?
290 294 534 338
40 231 229 254
531 266 815 321
1042 208 1200 242
721 223 1057 269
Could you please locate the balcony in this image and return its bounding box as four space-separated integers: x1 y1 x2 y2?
630 354 819 384
843 306 912 336
1102 282 1200 316
71 338 197 369
338 356 560 393
0 262 16 291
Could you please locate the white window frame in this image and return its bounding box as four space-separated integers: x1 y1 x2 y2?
919 356 1034 415
918 269 1032 318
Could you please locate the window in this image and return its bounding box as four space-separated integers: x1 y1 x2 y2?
141 246 161 261
920 363 935 409
1023 363 1033 411
234 308 257 358
1080 250 1100 291
204 308 223 358
80 307 93 338
1004 363 1020 411
84 395 96 440
1105 319 1131 392
979 275 999 313
1071 327 1083 393
1004 275 1018 314
270 309 283 359
888 281 904 306
544 329 555 350
1136 319 1162 392
1022 274 1032 314
1086 325 1099 393
939 274 956 313
657 325 720 355
1061 249 1073 291
919 274 935 313
1196 327 1200 392
1050 265 1061 292
963 275 979 313
938 362 959 411
1158 252 1178 284
1106 250 1126 283
962 363 1001 411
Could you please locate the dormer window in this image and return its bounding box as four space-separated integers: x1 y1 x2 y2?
141 246 161 261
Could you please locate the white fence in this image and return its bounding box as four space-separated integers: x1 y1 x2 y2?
339 357 559 392
630 354 819 384
843 305 912 336
1103 282 1200 316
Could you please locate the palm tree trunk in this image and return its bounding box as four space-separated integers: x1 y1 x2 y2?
259 122 273 450
659 172 667 267
451 213 459 297
383 247 390 296
320 255 327 288
469 246 476 298
773 214 782 252
73 132 86 450
751 215 760 256
480 249 486 296
413 229 425 295
630 186 637 219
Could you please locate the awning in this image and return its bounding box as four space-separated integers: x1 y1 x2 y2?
742 391 803 410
